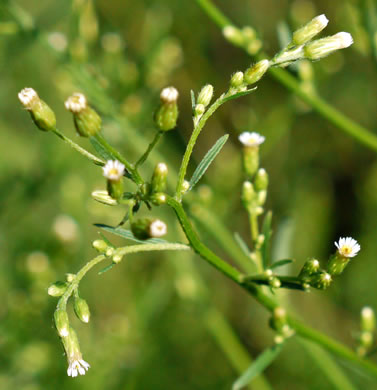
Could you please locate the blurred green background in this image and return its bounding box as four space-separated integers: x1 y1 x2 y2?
1 0 377 389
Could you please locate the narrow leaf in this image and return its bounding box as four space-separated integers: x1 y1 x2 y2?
232 344 283 390
189 134 229 190
222 87 257 103
261 211 272 269
90 136 115 161
98 232 115 248
95 224 169 244
190 89 196 111
234 232 251 257
98 262 115 275
270 259 293 270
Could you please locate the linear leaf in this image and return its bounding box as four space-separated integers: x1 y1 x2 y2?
189 134 229 190
270 259 293 270
90 136 115 161
95 224 169 244
190 89 196 111
261 211 272 269
222 87 257 103
98 262 115 275
232 344 283 390
234 232 251 257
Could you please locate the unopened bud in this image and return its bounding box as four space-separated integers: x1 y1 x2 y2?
65 92 101 137
361 307 375 333
310 271 332 290
244 60 269 85
197 84 214 108
292 14 329 45
194 103 205 116
74 297 90 323
230 71 244 88
54 308 70 337
239 132 265 177
150 192 167 206
91 190 118 205
92 239 109 253
269 277 281 289
112 254 123 263
270 306 287 332
151 163 168 193
131 218 167 240
18 88 56 131
299 258 320 279
48 281 68 297
66 273 75 283
223 25 244 46
155 87 179 131
242 181 257 209
304 32 353 60
254 168 269 191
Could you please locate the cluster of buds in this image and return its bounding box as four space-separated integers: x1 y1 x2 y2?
357 307 376 356
269 307 294 344
154 86 179 131
298 237 360 290
223 25 262 55
271 14 353 67
192 84 214 124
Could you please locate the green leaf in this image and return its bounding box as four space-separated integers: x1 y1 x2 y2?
95 224 169 244
90 136 115 161
261 211 272 269
222 87 257 103
232 344 283 390
98 262 115 275
189 134 229 190
270 259 293 270
190 89 196 111
234 232 251 257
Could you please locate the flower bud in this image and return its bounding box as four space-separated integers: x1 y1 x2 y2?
269 277 281 289
197 84 214 108
18 88 56 131
328 237 360 275
223 25 245 46
230 71 244 88
102 160 125 200
194 103 205 116
66 273 76 283
292 14 329 45
309 271 332 290
272 46 305 66
239 132 265 177
257 190 267 206
91 190 118 205
254 168 269 191
74 297 90 323
65 92 101 137
361 307 375 333
92 239 109 253
244 60 269 85
151 162 168 193
48 281 68 297
304 32 353 60
241 181 257 210
155 87 179 131
299 258 320 279
150 192 167 206
131 218 167 240
54 308 70 337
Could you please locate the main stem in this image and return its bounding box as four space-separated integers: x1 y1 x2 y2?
167 197 377 378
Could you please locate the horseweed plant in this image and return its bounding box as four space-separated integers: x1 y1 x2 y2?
18 14 376 382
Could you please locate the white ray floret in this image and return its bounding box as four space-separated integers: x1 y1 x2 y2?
335 237 360 258
103 160 125 181
160 87 179 103
65 93 87 113
238 131 265 147
18 88 38 109
150 220 167 238
67 359 90 377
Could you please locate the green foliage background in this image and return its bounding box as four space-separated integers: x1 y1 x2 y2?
1 0 377 389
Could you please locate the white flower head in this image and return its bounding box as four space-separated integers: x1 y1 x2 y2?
149 220 167 238
18 88 38 109
335 32 354 48
160 87 179 103
362 306 374 320
65 93 87 113
239 131 265 147
67 358 90 377
103 160 125 181
335 237 360 258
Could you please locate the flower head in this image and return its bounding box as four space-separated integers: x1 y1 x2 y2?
239 132 265 147
103 160 125 181
160 87 179 103
65 93 87 113
67 358 90 377
18 88 38 109
149 220 167 238
335 237 360 258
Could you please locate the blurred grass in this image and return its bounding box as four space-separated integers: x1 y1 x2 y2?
1 0 377 389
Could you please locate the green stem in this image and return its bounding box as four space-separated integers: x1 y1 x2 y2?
135 131 163 169
175 92 230 201
93 133 144 185
194 0 377 153
166 197 377 378
249 213 263 271
51 128 104 166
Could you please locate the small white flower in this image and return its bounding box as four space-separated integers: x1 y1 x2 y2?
149 220 167 238
335 32 354 48
18 88 38 109
335 237 360 258
102 160 125 181
65 93 87 113
160 87 179 103
361 306 374 320
67 358 90 377
238 131 265 147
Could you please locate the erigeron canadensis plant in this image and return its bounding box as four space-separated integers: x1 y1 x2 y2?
17 9 377 386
